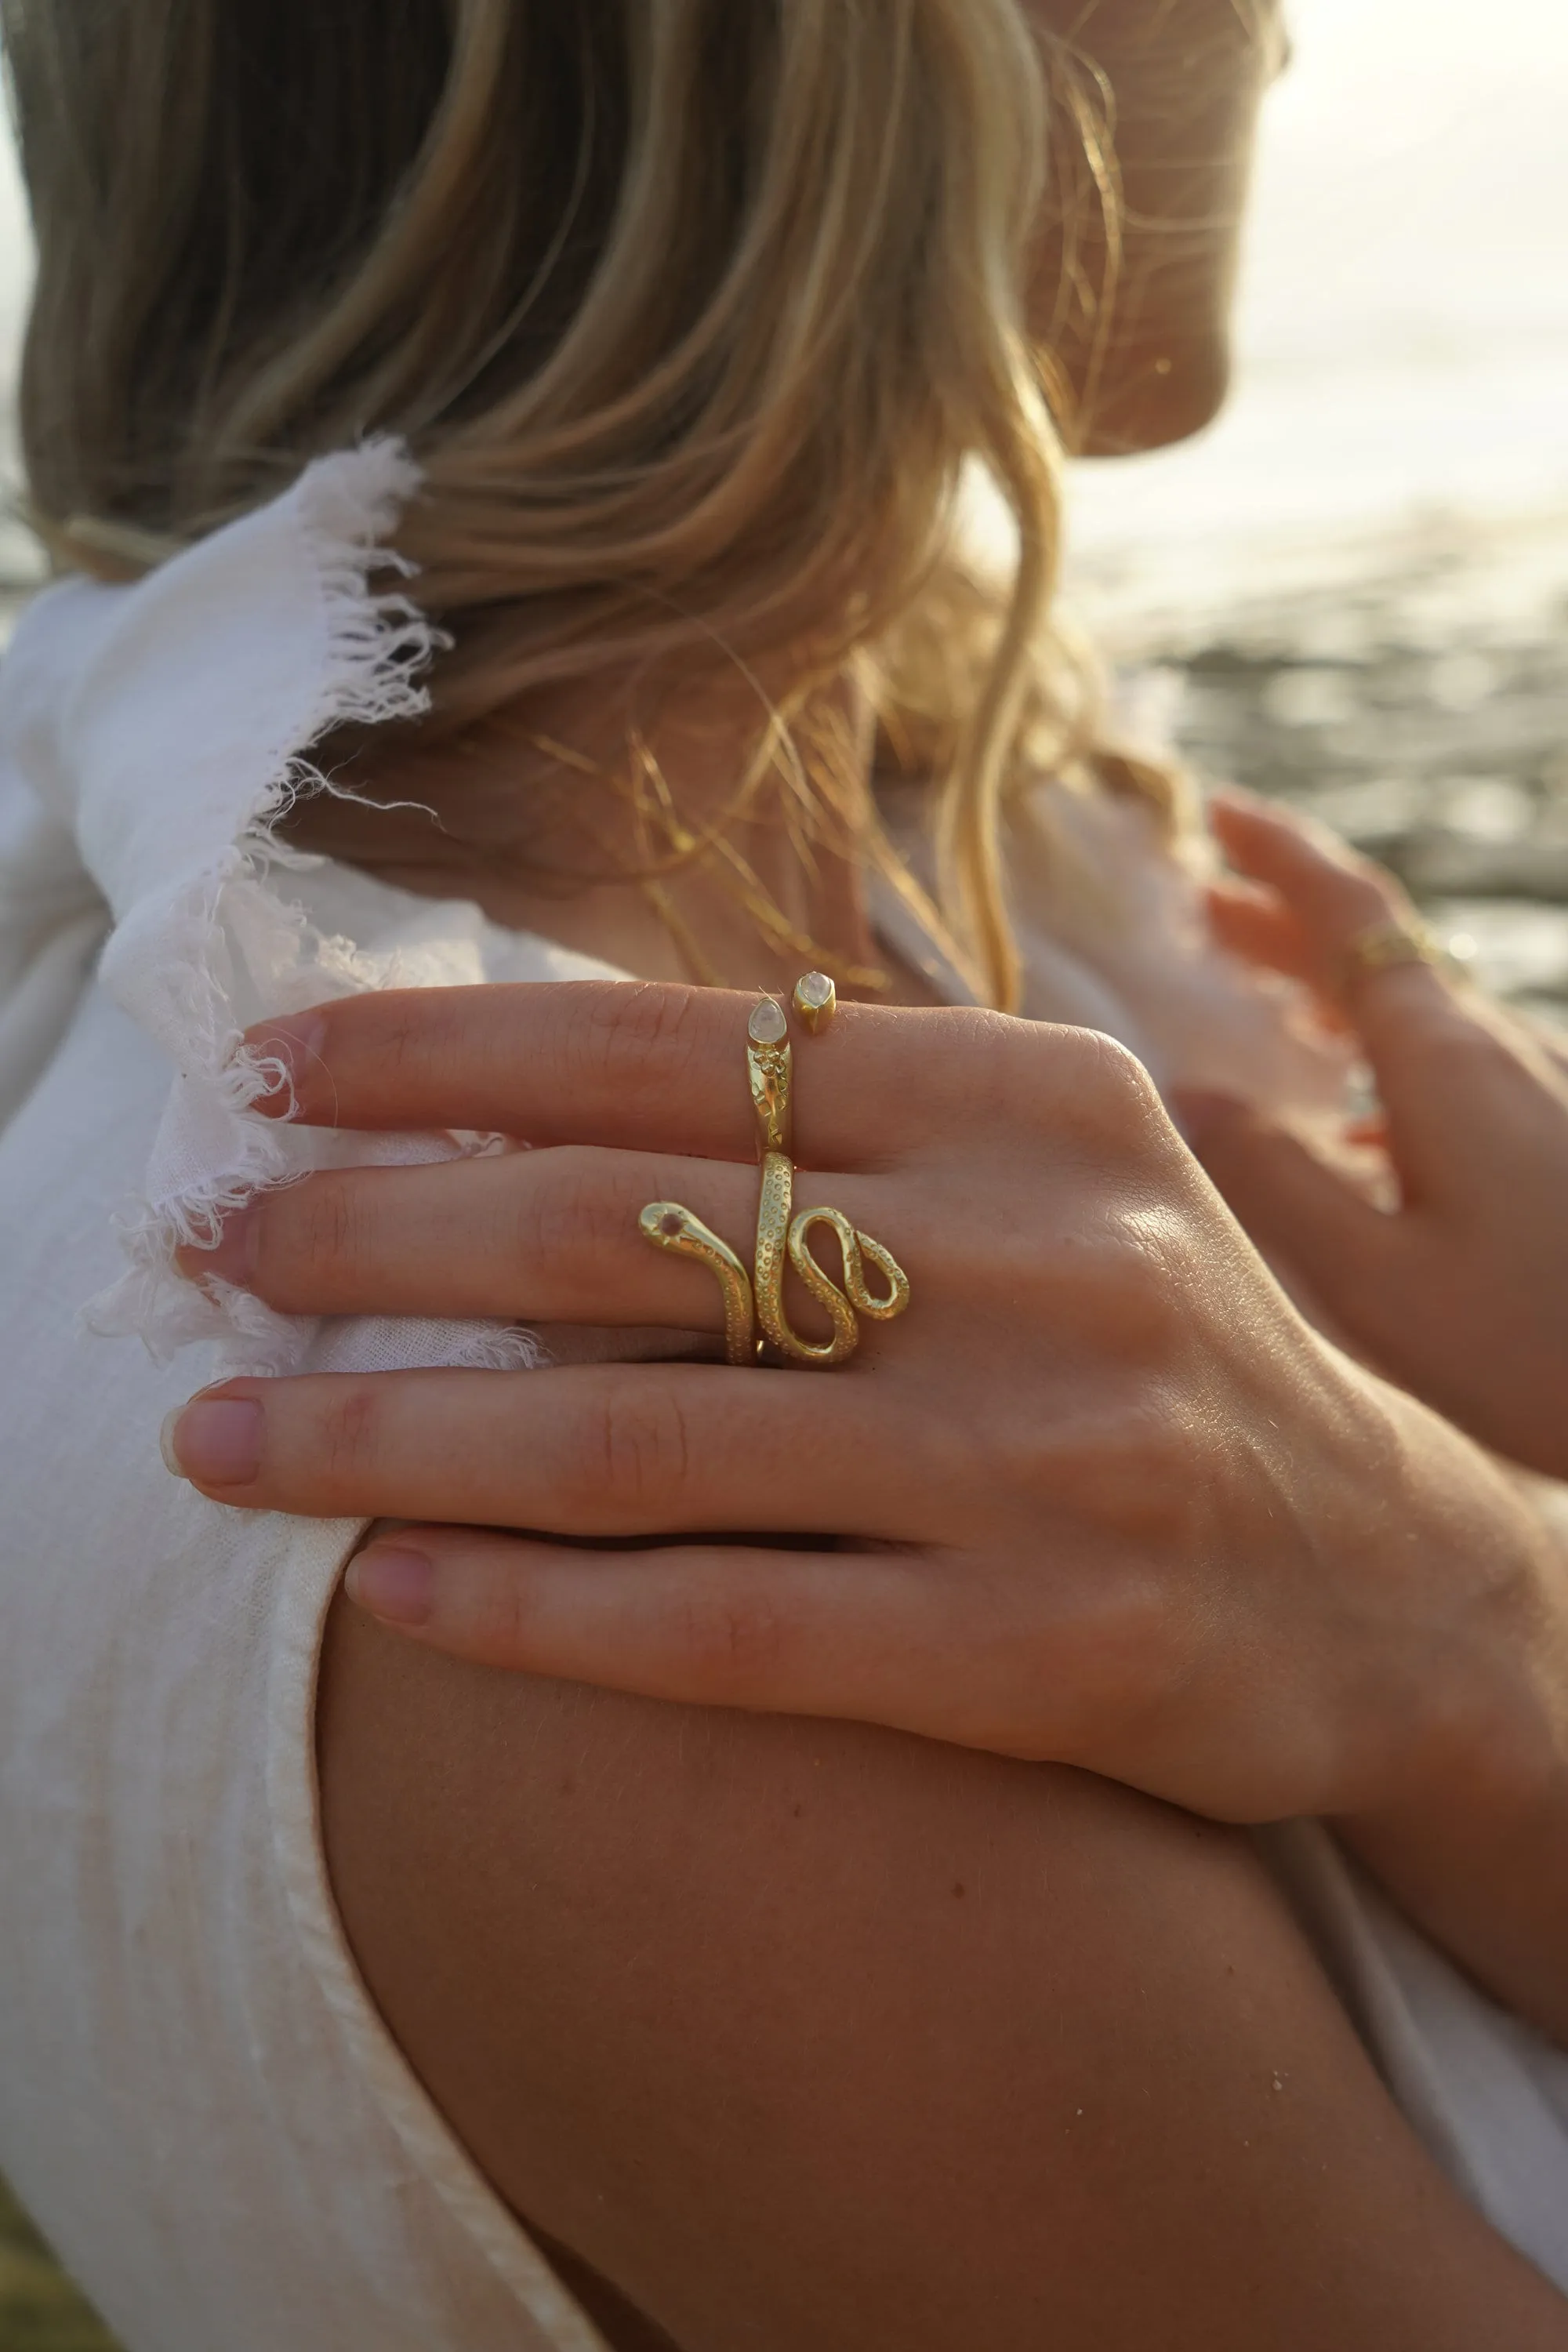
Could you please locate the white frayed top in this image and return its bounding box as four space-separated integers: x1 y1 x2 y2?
0 438 588 1385
0 447 1563 2352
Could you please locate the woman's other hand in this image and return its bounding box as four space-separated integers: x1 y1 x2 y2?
1189 789 1568 1481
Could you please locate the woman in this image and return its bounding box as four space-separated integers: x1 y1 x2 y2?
1 5 1565 2350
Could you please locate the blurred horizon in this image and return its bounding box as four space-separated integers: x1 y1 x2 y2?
1067 0 1568 626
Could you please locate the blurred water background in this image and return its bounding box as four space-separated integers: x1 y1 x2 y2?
2 2 1566 2343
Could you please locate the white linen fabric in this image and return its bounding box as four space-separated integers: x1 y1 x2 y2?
0 447 1564 2352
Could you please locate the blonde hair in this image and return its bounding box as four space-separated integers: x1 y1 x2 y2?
3 0 1183 1007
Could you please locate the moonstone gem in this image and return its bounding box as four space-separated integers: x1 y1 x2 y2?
796 971 833 1008
748 997 788 1045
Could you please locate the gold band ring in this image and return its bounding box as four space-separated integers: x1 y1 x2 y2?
1341 918 1446 994
637 979 911 1368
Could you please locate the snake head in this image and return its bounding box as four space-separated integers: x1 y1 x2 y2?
640 1201 694 1245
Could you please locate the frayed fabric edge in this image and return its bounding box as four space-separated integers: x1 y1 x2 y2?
75 439 528 1376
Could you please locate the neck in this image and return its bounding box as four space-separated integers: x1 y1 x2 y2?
289 664 892 996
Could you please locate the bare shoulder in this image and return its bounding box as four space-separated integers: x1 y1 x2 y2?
317 1593 1568 2352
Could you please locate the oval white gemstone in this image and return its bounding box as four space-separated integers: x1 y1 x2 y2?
796 971 833 1007
748 996 788 1044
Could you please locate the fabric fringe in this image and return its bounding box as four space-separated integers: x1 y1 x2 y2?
80 439 539 1379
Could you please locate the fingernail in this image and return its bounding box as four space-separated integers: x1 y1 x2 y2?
161 1397 263 1486
345 1546 434 1628
175 1202 259 1287
243 1014 327 1111
1169 1087 1244 1146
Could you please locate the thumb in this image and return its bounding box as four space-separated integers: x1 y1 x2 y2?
1174 1090 1388 1312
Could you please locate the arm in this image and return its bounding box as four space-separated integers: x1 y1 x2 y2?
1316 1379 1568 2046
318 1592 1568 2350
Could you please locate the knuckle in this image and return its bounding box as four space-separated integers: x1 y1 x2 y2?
375 1005 430 1076
1327 848 1404 920
1064 1029 1167 1145
476 1552 538 1658
572 982 714 1092
968 1408 1051 1508
573 1376 692 1520
1012 1388 1200 1543
677 1586 787 1690
295 1175 368 1278
252 1174 376 1307
368 989 467 1083
1092 1399 1208 1552
975 1020 1169 1157
514 1149 630 1266
1095 1213 1195 1362
1109 1401 1206 1537
995 1207 1192 1370
1073 1565 1186 1733
943 1004 1022 1063
920 1007 1033 1131
316 1383 385 1486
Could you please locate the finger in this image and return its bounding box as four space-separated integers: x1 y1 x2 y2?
1210 789 1451 1023
1208 789 1417 978
175 1145 773 1330
1203 879 1319 990
1208 791 1498 1200
343 1525 1027 1751
1210 789 1453 1026
238 980 1018 1170
161 1364 925 1539
1174 1091 1392 1308
172 1144 904 1346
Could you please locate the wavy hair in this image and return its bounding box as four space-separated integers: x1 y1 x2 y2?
3 0 1189 1005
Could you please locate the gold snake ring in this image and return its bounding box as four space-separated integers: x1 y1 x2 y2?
638 980 911 1368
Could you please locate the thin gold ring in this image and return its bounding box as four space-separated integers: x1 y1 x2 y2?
1341 917 1446 993
748 990 909 1368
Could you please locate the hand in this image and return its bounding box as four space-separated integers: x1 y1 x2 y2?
1189 790 1568 1480
160 982 1563 1848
